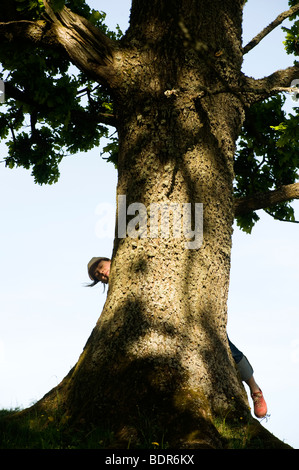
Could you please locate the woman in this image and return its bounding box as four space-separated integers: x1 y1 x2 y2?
87 256 268 418
87 257 111 286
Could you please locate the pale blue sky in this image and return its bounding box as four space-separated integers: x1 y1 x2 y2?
0 0 298 448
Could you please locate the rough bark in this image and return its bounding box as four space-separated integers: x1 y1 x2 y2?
3 1 294 448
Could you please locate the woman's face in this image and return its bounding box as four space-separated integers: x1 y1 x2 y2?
94 260 111 284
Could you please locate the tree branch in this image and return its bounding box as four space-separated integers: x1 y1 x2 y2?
0 2 117 86
264 208 299 224
234 182 299 216
42 1 116 85
241 66 299 105
243 3 299 55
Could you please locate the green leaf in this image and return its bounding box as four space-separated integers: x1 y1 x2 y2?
234 95 299 232
235 212 260 234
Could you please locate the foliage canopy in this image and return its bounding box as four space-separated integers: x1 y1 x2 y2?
0 0 299 232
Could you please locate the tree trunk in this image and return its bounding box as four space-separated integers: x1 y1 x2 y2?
21 0 289 448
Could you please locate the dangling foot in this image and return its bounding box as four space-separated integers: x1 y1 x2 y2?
251 389 267 418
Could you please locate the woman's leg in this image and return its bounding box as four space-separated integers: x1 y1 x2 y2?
227 336 267 418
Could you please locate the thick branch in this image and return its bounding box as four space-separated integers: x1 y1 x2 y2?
241 66 299 105
42 1 116 85
234 182 299 216
243 3 299 55
0 3 117 86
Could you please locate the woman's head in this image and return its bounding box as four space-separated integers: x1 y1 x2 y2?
87 257 111 286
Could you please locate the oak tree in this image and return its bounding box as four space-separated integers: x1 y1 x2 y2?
1 0 299 448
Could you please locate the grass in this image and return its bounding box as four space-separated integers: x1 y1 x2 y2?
0 407 291 449
0 408 114 449
0 408 169 449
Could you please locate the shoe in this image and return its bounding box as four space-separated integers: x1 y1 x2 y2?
251 389 267 418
